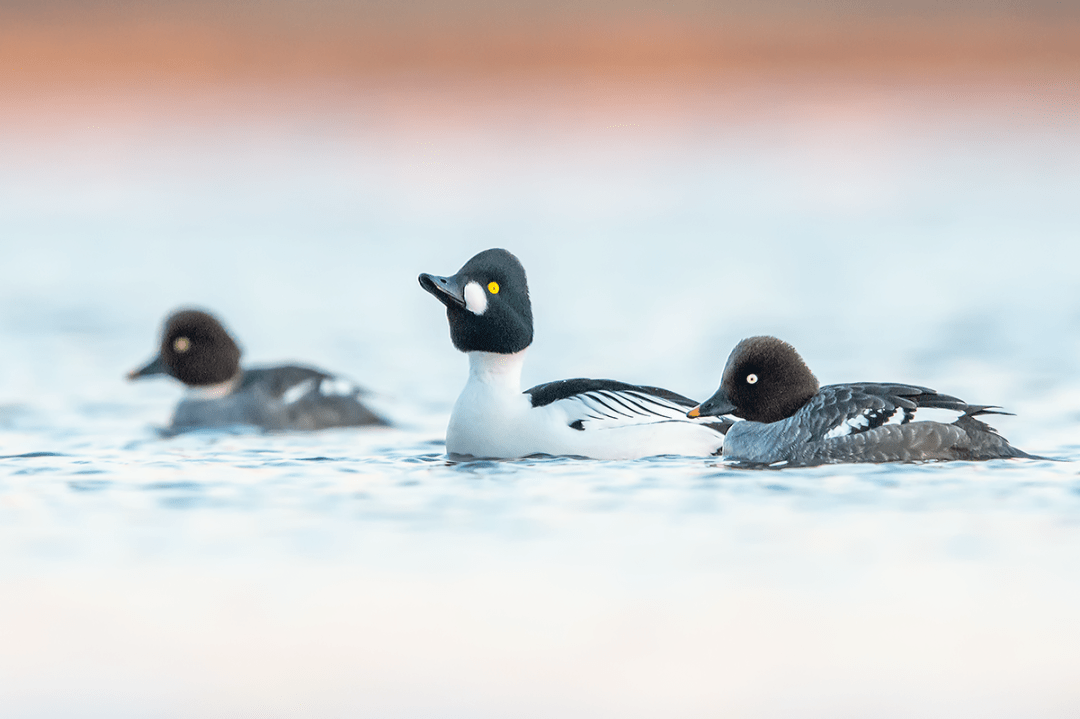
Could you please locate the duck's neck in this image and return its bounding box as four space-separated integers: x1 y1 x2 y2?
186 370 242 399
466 350 527 394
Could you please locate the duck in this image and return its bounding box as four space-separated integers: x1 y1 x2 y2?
688 335 1038 466
419 248 729 459
128 308 387 434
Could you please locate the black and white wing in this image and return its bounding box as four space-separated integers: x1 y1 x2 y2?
243 365 387 428
803 382 1007 441
241 365 336 399
526 378 732 434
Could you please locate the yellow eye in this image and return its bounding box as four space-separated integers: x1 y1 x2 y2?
487 281 500 294
173 337 191 353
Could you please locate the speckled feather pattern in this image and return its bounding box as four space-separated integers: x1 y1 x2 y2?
723 383 1033 466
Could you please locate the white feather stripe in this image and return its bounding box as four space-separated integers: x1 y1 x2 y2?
566 390 691 422
625 390 692 413
282 378 318 405
598 390 669 418
623 392 689 416
824 412 874 440
905 407 966 425
824 405 967 440
318 377 357 397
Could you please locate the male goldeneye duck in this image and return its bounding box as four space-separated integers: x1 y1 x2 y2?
128 309 387 433
418 248 729 460
688 335 1038 466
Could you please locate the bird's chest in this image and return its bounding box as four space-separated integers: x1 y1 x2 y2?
724 418 809 463
447 379 536 454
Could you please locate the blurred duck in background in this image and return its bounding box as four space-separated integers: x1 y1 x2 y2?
128 308 387 434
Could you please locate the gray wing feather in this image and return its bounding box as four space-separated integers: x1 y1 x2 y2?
802 383 999 441
790 383 1030 464
242 365 388 429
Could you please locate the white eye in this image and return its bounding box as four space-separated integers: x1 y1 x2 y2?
746 373 758 384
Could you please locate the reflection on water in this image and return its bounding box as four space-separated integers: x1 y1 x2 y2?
1 73 1080 716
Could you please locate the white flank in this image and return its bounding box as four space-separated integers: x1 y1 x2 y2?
463 281 488 315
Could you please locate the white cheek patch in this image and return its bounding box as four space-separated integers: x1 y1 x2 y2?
463 281 488 315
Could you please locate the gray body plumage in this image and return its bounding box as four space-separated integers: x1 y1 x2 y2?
722 382 1033 466
169 365 385 435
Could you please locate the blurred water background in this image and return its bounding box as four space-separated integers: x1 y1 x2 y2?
2 2 1080 716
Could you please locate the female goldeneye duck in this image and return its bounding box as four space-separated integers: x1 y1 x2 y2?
687 335 1038 466
128 309 387 434
418 248 729 460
